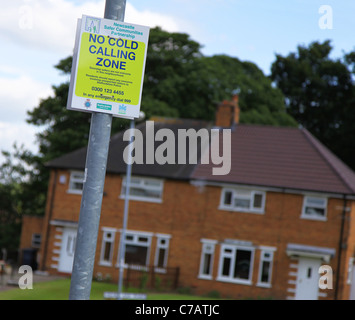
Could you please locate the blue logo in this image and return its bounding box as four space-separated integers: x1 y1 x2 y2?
118 104 127 114
85 17 100 34
84 99 91 108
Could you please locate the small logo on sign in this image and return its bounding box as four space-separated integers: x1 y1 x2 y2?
84 99 91 108
85 17 100 34
97 103 112 111
118 104 127 114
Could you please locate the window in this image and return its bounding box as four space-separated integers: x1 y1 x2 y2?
118 231 152 267
220 188 265 213
68 171 85 194
121 176 163 202
99 228 116 266
31 233 41 248
198 240 217 280
257 250 274 287
154 235 171 271
217 244 255 284
302 196 327 220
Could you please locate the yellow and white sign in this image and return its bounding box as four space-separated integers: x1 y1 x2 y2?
67 15 150 119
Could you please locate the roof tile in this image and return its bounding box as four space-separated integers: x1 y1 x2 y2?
46 121 355 195
192 124 355 195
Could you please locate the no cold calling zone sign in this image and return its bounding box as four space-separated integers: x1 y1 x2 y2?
67 15 150 119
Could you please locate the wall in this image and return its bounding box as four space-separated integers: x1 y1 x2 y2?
37 168 351 299
19 215 43 250
338 199 355 300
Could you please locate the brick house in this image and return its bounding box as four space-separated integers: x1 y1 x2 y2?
20 96 355 299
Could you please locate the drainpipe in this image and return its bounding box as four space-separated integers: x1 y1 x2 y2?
335 194 347 300
40 169 58 271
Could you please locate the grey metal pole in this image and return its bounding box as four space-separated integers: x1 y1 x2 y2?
69 0 126 300
104 0 126 21
117 119 134 300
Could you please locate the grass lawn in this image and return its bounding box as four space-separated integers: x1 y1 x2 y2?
0 279 220 300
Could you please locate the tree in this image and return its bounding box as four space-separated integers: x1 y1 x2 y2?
0 183 22 259
270 40 355 169
0 146 27 258
185 54 296 125
142 28 296 125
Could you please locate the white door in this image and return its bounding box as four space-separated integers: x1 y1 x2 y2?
58 228 77 273
295 257 321 300
350 261 355 300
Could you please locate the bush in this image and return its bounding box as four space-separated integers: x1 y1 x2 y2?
176 286 192 295
139 272 148 291
206 290 221 299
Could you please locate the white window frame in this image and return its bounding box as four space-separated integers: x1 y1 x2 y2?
154 234 171 272
99 228 116 266
67 170 85 194
217 243 255 285
301 196 327 221
347 257 354 285
120 176 164 203
198 239 217 280
257 249 275 288
117 230 152 269
219 188 266 214
31 233 42 248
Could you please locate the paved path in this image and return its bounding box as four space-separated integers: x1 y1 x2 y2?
0 270 66 292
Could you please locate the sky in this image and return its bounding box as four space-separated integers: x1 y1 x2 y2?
0 0 354 165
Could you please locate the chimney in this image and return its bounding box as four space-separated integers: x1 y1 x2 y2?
215 94 240 128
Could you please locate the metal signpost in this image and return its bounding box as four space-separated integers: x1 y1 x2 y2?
67 0 150 300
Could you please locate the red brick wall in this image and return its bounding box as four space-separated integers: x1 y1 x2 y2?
337 200 355 300
19 215 43 250
36 168 354 299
